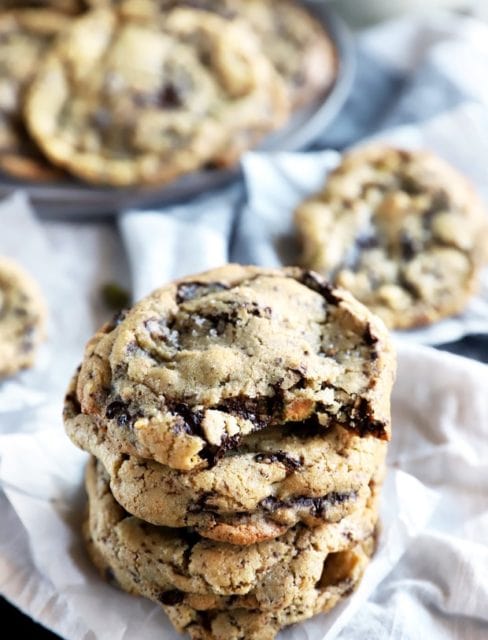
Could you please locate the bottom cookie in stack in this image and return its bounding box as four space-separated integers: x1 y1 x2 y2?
84 456 381 639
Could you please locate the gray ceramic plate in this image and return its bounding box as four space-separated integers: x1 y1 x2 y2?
0 3 355 217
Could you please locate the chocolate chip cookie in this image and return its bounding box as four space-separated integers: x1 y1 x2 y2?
24 7 288 186
84 456 377 629
115 0 337 110
0 9 68 181
66 375 385 543
0 256 46 377
70 265 395 472
295 146 488 329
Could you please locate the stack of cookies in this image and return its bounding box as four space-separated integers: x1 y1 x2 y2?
0 0 336 186
64 265 396 639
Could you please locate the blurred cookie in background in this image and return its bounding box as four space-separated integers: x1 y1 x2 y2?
24 6 288 186
0 256 46 378
115 0 337 110
295 146 488 329
0 1 83 12
0 9 69 181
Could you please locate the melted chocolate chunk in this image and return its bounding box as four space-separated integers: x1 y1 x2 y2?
105 400 132 427
348 397 388 439
209 434 241 466
168 403 205 436
188 492 215 514
299 271 341 305
260 491 356 518
363 323 378 347
176 281 229 303
217 395 277 430
399 231 419 261
254 451 302 472
158 590 185 606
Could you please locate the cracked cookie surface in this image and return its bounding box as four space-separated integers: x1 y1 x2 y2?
24 6 288 186
71 265 395 472
295 146 488 329
84 456 377 632
66 376 385 543
0 257 46 377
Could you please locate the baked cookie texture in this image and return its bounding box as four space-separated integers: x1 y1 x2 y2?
0 256 46 377
71 265 395 472
24 6 288 186
0 9 68 180
295 146 488 329
84 456 378 640
114 0 337 110
66 374 386 543
66 265 394 638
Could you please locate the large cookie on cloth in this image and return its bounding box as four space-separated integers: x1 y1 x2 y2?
84 456 377 635
295 146 488 329
24 6 288 186
66 376 385 544
69 265 395 472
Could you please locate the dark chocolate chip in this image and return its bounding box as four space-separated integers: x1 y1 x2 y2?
399 174 424 196
105 400 132 427
363 323 378 346
254 451 302 472
399 232 419 261
299 271 341 305
158 590 185 606
217 396 276 430
159 84 183 109
348 397 388 439
168 402 204 436
208 434 241 466
260 491 356 517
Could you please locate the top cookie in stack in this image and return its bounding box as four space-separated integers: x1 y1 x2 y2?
68 265 394 473
65 265 395 638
